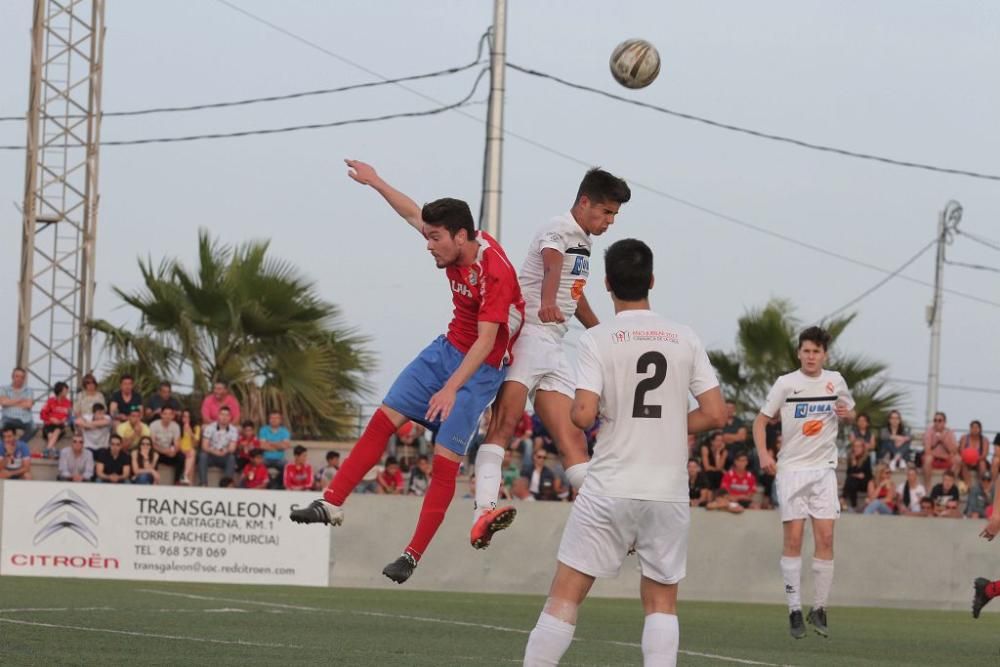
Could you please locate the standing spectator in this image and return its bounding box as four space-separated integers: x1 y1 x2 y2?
116 406 150 450
40 382 72 457
921 412 958 489
283 445 314 491
240 449 269 489
862 464 897 515
130 437 160 485
198 406 238 485
151 406 189 485
959 420 990 486
896 467 927 516
525 449 560 500
375 456 405 495
94 435 131 484
0 426 32 480
145 381 182 422
0 367 37 443
879 410 912 469
57 435 93 482
688 459 711 507
177 409 200 484
236 420 260 471
721 401 745 445
699 431 727 490
966 473 993 519
852 413 877 458
314 451 340 490
73 373 105 422
841 438 873 512
78 403 111 453
720 452 758 509
406 455 432 496
200 380 241 425
929 470 961 517
108 375 142 423
259 411 291 487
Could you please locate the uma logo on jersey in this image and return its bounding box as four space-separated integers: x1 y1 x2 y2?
571 255 589 276
450 279 473 298
794 403 833 419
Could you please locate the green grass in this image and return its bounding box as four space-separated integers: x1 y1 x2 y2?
0 576 996 665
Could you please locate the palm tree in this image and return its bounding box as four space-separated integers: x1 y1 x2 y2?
708 299 905 424
90 230 374 437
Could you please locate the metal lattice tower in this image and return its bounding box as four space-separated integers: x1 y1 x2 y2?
17 0 106 393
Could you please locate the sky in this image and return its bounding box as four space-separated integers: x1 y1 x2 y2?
1 1 998 433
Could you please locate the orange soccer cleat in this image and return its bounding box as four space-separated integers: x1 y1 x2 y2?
470 506 517 550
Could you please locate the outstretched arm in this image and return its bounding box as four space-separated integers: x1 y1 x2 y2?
345 159 423 234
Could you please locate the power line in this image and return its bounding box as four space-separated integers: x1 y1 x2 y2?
958 229 1000 253
945 258 1000 275
888 377 1000 396
506 63 1000 183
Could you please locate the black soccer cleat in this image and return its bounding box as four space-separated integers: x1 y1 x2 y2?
289 499 344 526
383 552 418 584
973 577 992 619
807 607 828 638
789 610 806 639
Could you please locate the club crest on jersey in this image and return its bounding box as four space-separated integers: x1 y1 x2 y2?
611 330 631 344
467 270 477 286
826 381 835 394
571 255 589 276
451 280 473 298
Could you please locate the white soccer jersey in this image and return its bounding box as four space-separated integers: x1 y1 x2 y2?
760 369 855 472
519 213 592 337
576 310 719 502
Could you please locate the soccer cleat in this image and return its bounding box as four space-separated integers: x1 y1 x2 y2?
382 552 417 584
289 499 344 526
806 607 829 638
470 506 517 549
788 610 806 639
973 577 992 619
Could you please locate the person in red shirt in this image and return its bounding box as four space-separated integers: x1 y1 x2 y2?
718 452 758 510
40 381 72 456
235 420 259 471
291 159 525 585
283 445 314 491
375 456 405 495
240 449 268 490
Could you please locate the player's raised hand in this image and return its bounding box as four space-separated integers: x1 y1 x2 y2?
345 159 378 185
758 450 777 476
980 513 1000 541
538 303 566 324
426 385 457 423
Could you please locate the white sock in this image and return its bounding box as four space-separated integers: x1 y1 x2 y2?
473 443 505 522
524 611 575 666
780 556 802 612
565 462 589 490
641 612 678 667
812 558 834 609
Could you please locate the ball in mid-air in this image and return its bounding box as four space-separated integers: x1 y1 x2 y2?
609 39 660 89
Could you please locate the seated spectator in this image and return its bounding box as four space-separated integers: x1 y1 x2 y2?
406 454 432 496
0 425 32 480
73 373 104 422
511 476 534 501
40 382 72 456
879 410 912 469
699 432 727 490
966 473 993 519
151 406 190 485
0 367 37 443
958 420 990 486
79 402 111 454
688 459 710 507
356 461 382 494
144 381 182 423
842 438 873 512
719 452 757 509
916 496 935 517
851 413 877 458
930 470 961 518
240 449 269 490
201 380 241 425
896 466 926 516
131 436 160 485
108 374 142 423
525 449 561 500
863 464 897 515
376 456 405 495
116 406 150 450
58 435 94 482
236 420 259 471
389 421 427 467
198 406 238 485
95 435 131 484
259 411 291 488
314 450 340 490
177 409 200 484
500 448 520 493
219 476 235 488
758 430 781 510
921 411 958 489
283 445 314 491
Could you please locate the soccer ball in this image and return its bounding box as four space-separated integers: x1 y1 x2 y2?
609 39 661 89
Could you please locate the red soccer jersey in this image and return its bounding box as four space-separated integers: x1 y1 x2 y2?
283 462 314 490
242 462 269 489
40 397 72 424
444 231 525 368
722 469 757 498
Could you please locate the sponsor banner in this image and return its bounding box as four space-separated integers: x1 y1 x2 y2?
0 481 329 586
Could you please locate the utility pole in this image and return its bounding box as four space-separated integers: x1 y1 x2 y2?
481 0 507 240
925 200 962 426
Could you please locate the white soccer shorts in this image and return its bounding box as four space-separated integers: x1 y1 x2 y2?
505 327 575 399
556 491 690 585
776 468 840 522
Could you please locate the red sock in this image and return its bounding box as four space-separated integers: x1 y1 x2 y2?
323 410 396 506
986 580 1000 600
404 455 460 561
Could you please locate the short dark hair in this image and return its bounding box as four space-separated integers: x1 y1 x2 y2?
241 420 255 429
2 425 16 436
384 456 399 466
576 168 631 206
53 381 68 395
121 374 134 382
605 238 653 301
159 381 172 390
92 403 106 413
421 198 476 240
935 411 947 421
417 454 429 463
798 326 832 351
293 445 307 456
109 434 123 445
326 450 340 461
250 448 264 458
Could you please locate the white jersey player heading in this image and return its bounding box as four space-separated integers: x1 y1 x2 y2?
519 213 592 337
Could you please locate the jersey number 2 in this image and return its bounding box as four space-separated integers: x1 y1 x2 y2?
632 351 667 418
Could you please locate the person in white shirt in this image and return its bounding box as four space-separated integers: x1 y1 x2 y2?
753 327 855 640
471 168 631 550
523 239 725 667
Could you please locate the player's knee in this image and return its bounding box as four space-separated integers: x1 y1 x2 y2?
542 597 579 625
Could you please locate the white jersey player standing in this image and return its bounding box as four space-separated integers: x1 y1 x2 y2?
752 327 855 640
523 239 725 667
470 168 631 549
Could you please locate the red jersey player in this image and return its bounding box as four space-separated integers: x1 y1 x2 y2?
291 159 525 584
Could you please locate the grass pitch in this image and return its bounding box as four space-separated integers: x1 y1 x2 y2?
0 576 995 665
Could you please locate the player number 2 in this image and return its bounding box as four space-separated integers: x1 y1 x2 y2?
632 351 667 418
